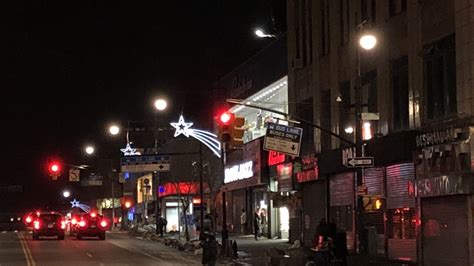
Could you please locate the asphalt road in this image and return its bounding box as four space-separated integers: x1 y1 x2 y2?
0 231 199 266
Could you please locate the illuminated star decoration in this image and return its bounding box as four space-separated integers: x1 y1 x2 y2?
170 115 193 137
70 199 91 213
170 115 221 158
120 143 141 156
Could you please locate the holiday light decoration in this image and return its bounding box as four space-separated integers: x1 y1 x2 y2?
70 199 91 213
120 143 141 156
170 115 221 158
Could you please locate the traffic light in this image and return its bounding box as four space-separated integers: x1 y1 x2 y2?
215 112 235 143
363 196 384 212
47 160 63 180
229 116 245 149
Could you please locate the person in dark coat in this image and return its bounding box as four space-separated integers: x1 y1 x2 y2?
202 234 217 266
254 208 261 241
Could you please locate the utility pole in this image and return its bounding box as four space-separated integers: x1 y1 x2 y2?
221 144 228 255
199 143 205 240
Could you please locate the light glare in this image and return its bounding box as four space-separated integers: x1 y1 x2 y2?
359 34 377 50
109 125 120 135
154 99 168 111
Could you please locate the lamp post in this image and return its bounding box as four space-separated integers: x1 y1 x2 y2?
354 29 377 254
153 97 167 236
107 126 122 230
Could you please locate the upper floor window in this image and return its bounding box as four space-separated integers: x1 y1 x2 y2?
389 0 407 17
391 56 409 131
423 34 456 121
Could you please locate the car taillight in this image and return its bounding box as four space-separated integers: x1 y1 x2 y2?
100 220 108 228
79 220 87 227
33 220 41 230
60 221 66 229
90 212 97 218
71 218 77 225
25 216 32 224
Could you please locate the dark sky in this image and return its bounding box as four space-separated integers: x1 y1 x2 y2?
1 1 286 211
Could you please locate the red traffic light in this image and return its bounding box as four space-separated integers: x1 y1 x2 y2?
216 112 234 125
220 112 231 124
47 160 63 178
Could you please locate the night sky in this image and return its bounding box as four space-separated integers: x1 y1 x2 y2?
1 1 286 211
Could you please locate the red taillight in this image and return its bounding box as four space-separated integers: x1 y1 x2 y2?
25 216 32 224
33 220 41 230
60 221 66 230
100 220 108 228
71 218 77 225
79 220 87 227
90 212 97 218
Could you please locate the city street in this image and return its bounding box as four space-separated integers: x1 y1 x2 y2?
0 231 199 265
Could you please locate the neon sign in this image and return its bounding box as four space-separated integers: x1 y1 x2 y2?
268 151 285 166
224 161 253 184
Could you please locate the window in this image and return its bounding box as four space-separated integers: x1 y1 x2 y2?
361 0 376 24
339 0 349 45
320 0 330 55
339 81 352 146
387 208 416 239
297 98 314 153
362 70 377 113
391 56 409 130
423 34 456 121
389 0 407 17
321 90 332 151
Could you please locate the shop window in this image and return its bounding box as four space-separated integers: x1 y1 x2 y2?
330 205 353 232
387 208 416 239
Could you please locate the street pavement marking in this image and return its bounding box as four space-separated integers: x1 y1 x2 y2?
18 232 36 266
86 253 93 258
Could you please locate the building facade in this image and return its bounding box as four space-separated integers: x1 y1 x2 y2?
288 0 474 265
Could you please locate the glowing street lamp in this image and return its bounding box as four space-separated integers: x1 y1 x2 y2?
344 126 354 134
154 98 168 111
62 190 71 198
254 28 276 38
85 146 95 155
109 125 120 136
359 34 377 50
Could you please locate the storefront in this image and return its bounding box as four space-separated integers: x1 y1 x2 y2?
221 138 267 235
158 182 210 233
414 126 474 265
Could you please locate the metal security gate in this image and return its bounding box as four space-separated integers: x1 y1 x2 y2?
422 195 468 266
330 172 355 251
363 167 385 256
386 163 417 262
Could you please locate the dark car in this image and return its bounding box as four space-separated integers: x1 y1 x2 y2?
75 212 109 240
32 212 66 240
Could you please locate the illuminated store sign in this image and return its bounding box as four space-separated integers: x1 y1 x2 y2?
224 161 254 184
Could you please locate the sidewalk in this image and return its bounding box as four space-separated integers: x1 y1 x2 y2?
218 234 291 265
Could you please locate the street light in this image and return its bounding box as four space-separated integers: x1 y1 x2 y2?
62 190 71 198
359 34 377 50
109 125 120 136
354 28 377 254
254 28 276 38
85 146 95 155
153 97 168 235
344 126 354 134
154 98 168 111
